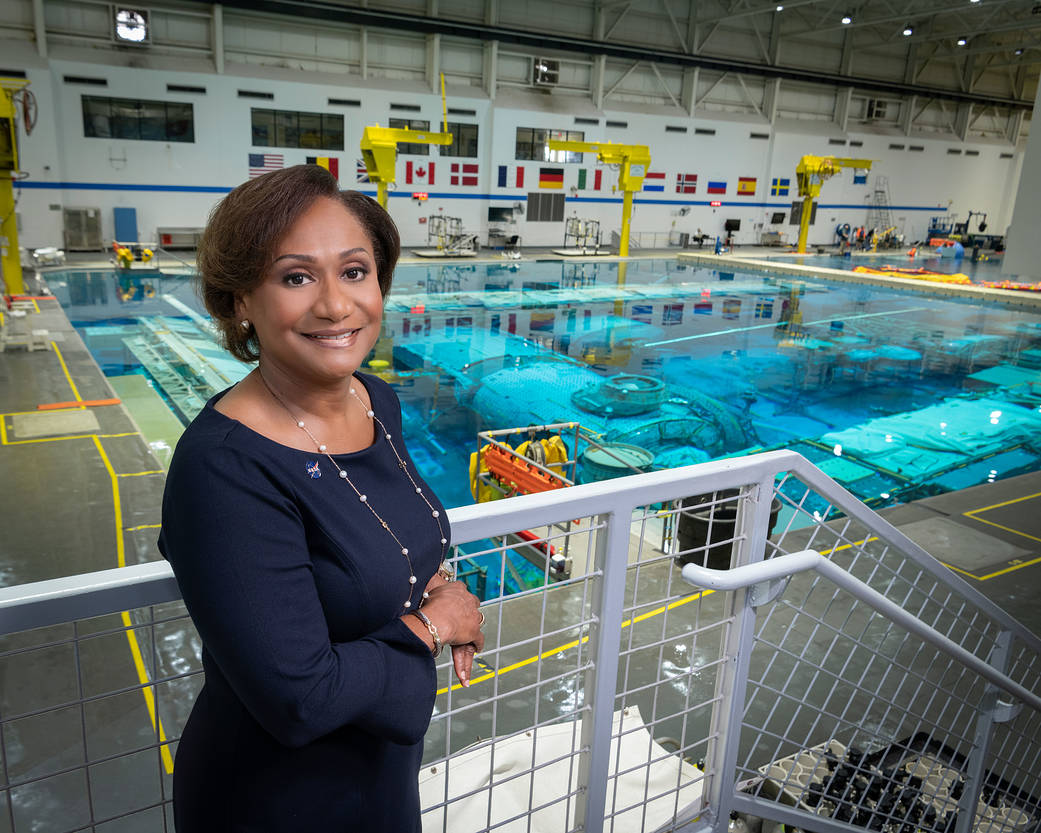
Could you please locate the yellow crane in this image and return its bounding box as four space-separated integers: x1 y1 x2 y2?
793 154 873 253
1 76 31 295
546 139 651 257
359 74 454 209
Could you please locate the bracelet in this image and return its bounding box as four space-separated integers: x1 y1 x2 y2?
411 609 443 658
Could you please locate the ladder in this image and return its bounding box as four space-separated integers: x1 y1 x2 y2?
866 175 895 232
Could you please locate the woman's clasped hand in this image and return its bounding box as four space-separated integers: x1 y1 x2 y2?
418 574 485 686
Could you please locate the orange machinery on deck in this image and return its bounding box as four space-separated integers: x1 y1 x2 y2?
482 443 569 496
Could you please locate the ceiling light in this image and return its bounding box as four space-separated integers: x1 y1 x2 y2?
956 36 967 45
902 23 914 36
1015 47 1025 55
969 0 981 4
776 4 784 10
113 7 150 44
841 12 853 24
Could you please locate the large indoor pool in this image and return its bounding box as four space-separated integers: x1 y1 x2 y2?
50 258 1041 525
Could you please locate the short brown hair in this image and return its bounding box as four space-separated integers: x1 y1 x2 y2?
196 165 400 363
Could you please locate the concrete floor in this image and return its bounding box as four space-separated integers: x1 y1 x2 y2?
1 255 1039 831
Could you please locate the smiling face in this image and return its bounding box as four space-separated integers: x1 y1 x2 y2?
237 197 384 387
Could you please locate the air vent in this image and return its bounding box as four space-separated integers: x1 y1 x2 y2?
694 127 716 135
390 103 421 112
888 143 906 150
605 120 628 128
750 132 770 140
849 140 863 147
64 75 108 86
866 99 888 120
0 69 27 78
574 117 600 125
666 125 688 133
908 145 924 152
828 138 847 146
238 90 273 99
1000 152 1014 159
448 107 476 116
947 148 963 155
533 58 559 86
329 97 360 107
167 84 206 94
965 149 980 156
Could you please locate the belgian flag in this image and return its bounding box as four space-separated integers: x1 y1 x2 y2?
307 156 339 181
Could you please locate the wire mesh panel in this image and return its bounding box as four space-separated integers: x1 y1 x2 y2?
0 602 201 833
0 451 1039 833
724 465 1041 833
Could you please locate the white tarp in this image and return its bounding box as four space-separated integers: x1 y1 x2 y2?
420 706 705 832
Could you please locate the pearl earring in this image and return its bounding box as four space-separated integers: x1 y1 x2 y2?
241 319 251 330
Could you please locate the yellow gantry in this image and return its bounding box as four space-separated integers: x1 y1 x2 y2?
1 77 30 295
546 139 651 257
359 74 454 209
793 155 873 253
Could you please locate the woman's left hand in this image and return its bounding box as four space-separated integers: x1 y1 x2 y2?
423 570 484 687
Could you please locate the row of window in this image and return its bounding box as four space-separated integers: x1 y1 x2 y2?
81 96 582 163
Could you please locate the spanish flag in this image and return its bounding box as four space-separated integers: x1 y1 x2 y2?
307 156 339 181
737 177 756 195
539 167 564 189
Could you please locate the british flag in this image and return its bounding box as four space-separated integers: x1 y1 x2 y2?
356 159 371 183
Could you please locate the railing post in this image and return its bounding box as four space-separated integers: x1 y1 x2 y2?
574 504 633 833
701 477 776 827
953 629 1014 833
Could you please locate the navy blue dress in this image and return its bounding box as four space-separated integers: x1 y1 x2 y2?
158 373 445 832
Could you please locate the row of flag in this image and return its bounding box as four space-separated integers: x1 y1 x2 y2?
250 155 863 196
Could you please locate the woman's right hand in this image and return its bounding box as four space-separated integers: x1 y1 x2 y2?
421 580 485 653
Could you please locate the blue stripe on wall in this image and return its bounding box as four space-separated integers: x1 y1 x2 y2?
12 181 946 213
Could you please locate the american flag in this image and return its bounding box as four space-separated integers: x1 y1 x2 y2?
248 153 283 178
356 159 371 183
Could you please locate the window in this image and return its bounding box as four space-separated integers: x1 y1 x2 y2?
440 122 479 158
526 192 565 222
251 108 343 150
82 95 194 142
515 128 584 163
389 118 430 156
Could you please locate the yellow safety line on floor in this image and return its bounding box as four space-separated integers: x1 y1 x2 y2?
955 491 1041 579
1 431 139 446
92 435 176 775
126 523 162 532
51 342 84 407
117 470 165 477
435 533 973 695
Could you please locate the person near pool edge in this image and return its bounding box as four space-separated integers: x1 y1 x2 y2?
158 164 485 831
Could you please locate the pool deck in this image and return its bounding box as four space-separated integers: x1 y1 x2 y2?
676 251 1041 312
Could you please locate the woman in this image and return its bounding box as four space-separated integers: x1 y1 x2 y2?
159 164 484 831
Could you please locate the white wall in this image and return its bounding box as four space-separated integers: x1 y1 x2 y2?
1003 80 1041 280
9 54 1029 253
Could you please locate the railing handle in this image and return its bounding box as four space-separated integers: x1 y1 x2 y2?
681 551 1041 715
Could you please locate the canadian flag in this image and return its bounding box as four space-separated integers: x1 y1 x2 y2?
405 161 435 186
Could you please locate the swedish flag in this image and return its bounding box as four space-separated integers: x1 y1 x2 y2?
771 178 790 196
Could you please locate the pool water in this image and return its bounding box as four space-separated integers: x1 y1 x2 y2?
51 259 1041 541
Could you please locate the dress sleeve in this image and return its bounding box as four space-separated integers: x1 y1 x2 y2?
159 440 436 749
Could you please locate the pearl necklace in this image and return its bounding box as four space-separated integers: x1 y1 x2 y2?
259 372 448 611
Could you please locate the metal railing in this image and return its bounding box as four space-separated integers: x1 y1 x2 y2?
0 450 1039 833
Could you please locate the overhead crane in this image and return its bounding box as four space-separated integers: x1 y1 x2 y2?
359 75 454 209
793 154 873 253
1 76 32 295
546 139 651 257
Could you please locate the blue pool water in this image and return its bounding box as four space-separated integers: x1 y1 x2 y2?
51 259 1041 523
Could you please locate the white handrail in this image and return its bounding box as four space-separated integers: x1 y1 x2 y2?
682 552 1041 714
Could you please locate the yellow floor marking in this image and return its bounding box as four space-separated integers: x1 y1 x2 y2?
117 470 164 478
125 523 162 532
964 491 1041 516
436 532 972 696
436 588 717 696
1 431 140 447
92 435 175 774
51 342 84 407
952 491 1041 579
0 419 6 446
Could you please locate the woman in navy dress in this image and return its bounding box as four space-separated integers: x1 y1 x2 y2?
159 165 484 831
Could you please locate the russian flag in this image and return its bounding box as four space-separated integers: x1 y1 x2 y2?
707 181 727 194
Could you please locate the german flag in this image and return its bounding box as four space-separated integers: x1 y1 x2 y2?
539 167 564 189
307 156 339 181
